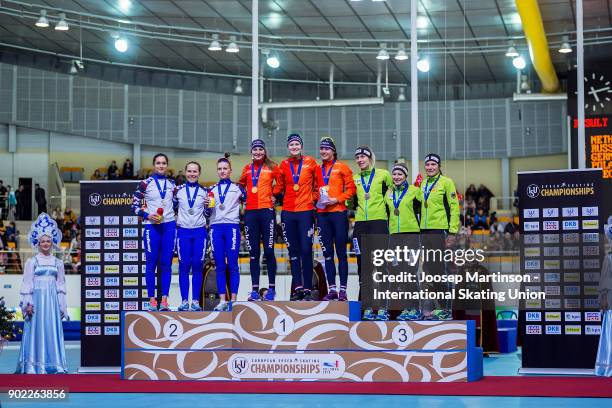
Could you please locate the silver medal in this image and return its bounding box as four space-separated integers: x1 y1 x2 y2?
161 200 167 206
364 193 370 200
188 208 195 215
219 204 225 210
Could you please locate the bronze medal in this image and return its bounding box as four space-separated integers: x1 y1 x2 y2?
394 208 400 216
293 184 300 192
424 201 428 208
251 187 258 194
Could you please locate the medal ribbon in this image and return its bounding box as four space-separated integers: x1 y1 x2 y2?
392 182 409 211
154 175 167 200
423 174 441 203
321 160 336 186
290 158 303 187
217 180 231 205
251 163 263 189
186 184 199 209
360 168 376 194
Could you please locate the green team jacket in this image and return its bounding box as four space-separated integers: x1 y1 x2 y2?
420 174 460 233
385 183 422 234
351 168 393 222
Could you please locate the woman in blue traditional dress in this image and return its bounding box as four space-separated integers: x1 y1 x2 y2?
15 213 67 374
595 215 612 377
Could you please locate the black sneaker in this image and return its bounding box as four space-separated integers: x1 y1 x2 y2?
302 290 316 301
290 288 304 301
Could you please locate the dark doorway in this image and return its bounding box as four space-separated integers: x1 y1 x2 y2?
18 178 32 221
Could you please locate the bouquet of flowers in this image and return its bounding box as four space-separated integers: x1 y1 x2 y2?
0 296 21 353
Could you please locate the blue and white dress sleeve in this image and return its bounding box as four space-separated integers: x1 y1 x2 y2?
19 258 34 314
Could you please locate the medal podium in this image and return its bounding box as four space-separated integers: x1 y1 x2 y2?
122 302 483 382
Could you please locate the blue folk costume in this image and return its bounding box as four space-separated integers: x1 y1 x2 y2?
16 213 67 374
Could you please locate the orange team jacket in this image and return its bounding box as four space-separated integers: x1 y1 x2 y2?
238 160 279 210
273 155 318 212
315 160 356 213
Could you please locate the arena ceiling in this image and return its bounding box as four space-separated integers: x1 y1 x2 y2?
0 0 611 88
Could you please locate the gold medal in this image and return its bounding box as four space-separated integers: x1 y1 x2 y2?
251 186 258 194
394 208 399 216
293 184 300 192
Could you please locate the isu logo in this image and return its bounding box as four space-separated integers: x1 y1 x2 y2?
232 357 248 375
89 193 102 206
527 184 539 198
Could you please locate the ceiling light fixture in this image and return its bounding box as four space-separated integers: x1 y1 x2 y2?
226 36 239 53
208 34 222 51
234 79 244 94
118 0 132 12
395 43 408 61
505 42 519 58
417 16 428 29
55 13 69 31
112 33 129 53
35 10 49 28
417 57 430 72
397 87 406 102
558 35 572 53
512 55 526 70
376 43 389 60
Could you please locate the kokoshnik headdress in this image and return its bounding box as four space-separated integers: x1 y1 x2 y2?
28 212 62 250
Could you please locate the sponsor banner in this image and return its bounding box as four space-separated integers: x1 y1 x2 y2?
543 208 559 218
564 312 581 322
562 220 579 230
582 232 599 243
525 273 541 282
543 246 560 257
523 222 540 232
543 234 560 244
544 273 560 283
543 220 559 231
545 325 562 335
526 312 541 321
104 265 120 274
85 314 101 324
85 216 101 225
564 299 581 309
584 286 599 296
584 272 601 283
85 289 101 299
563 259 580 269
564 286 581 296
86 326 101 336
585 299 600 309
545 312 561 321
582 206 598 217
583 245 600 256
544 286 560 296
543 260 560 269
563 273 580 283
526 325 542 335
562 207 579 217
582 219 599 230
525 260 541 270
85 228 101 238
584 312 602 322
585 325 602 335
584 259 601 269
123 240 139 250
81 180 144 368
525 300 542 309
123 288 139 298
85 265 101 275
85 241 101 250
524 209 540 218
104 216 120 225
227 354 346 379
104 314 120 323
104 240 120 250
524 235 541 245
123 277 139 286
562 233 580 243
565 325 582 335
562 246 580 257
123 252 139 262
545 299 561 309
524 247 541 257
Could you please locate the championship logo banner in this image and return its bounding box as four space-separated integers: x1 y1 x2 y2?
518 169 604 372
80 181 144 368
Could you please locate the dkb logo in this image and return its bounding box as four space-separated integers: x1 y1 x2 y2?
526 184 539 198
231 357 248 374
89 193 102 206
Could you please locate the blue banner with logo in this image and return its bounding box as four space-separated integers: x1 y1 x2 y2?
80 181 145 368
518 169 605 371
